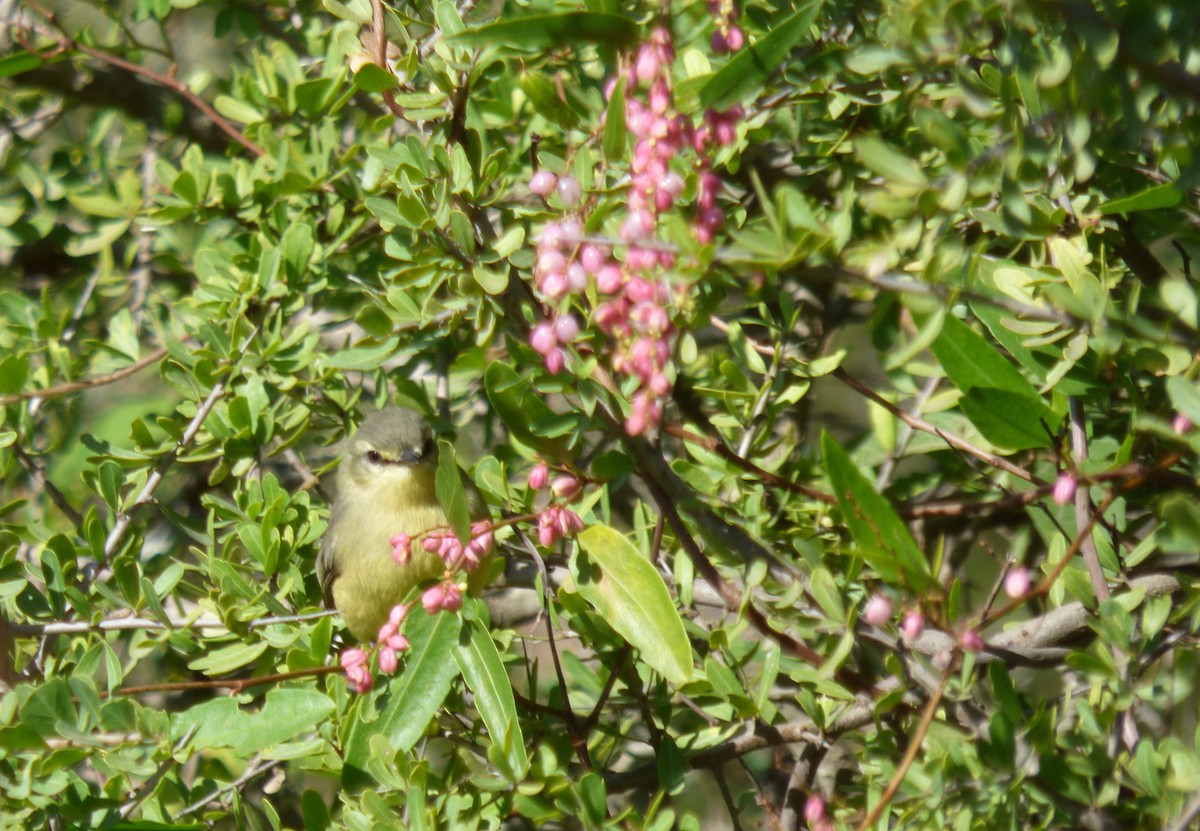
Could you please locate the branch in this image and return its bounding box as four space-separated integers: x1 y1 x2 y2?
0 347 169 406
17 1 264 157
832 367 1046 486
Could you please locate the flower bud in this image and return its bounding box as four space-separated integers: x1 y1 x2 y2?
863 593 893 626
1052 472 1077 506
556 175 582 207
901 610 924 640
1004 566 1031 598
529 170 557 196
529 463 550 490
552 475 581 499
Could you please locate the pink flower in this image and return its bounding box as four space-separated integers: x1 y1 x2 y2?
1004 566 1031 598
544 347 566 375
580 244 607 274
530 322 556 356
1052 472 1076 506
1173 414 1193 434
554 315 580 344
596 264 624 294
529 463 549 490
390 533 412 565
960 629 985 652
340 647 373 693
803 795 825 824
422 582 463 614
551 475 581 500
864 593 893 626
725 25 745 51
529 170 557 196
556 175 582 207
378 646 399 674
901 610 924 640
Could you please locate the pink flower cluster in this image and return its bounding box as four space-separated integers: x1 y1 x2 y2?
528 467 585 546
340 647 374 693
376 603 411 674
708 0 745 53
522 24 747 437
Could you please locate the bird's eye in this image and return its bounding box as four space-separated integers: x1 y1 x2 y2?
365 450 383 464
422 437 435 458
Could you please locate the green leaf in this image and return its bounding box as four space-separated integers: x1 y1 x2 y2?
572 525 692 686
453 608 528 780
929 313 1041 399
483 361 572 461
323 337 399 370
1166 376 1200 428
821 433 936 592
699 1 821 109
435 439 471 545
449 12 638 50
186 640 269 675
602 77 627 162
352 63 398 93
0 51 43 79
343 608 462 786
854 135 928 189
0 354 29 395
1099 183 1181 215
173 689 335 754
520 72 580 130
959 387 1062 450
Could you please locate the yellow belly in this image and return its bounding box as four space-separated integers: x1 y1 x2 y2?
331 498 449 641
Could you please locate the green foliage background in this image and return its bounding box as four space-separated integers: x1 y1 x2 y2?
2 0 1200 828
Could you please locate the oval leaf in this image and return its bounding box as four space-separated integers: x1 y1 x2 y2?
453 607 528 780
572 525 692 686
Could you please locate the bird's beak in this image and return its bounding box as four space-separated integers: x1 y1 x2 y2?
399 447 423 465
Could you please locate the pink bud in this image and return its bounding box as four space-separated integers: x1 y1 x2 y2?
635 46 660 84
1052 472 1077 506
538 523 557 547
566 262 588 292
803 795 825 824
554 315 580 343
711 29 729 54
960 629 985 652
537 249 567 277
421 584 446 614
378 647 399 674
901 610 924 640
596 265 624 294
725 25 744 51
390 533 412 565
530 322 557 356
441 583 463 611
544 347 565 375
556 175 582 207
539 222 564 249
1004 566 1031 598
552 475 581 499
541 272 568 299
529 463 550 490
580 244 607 274
649 79 671 115
387 634 409 652
864 593 893 626
1173 414 1193 434
625 410 647 436
388 603 409 628
529 170 557 197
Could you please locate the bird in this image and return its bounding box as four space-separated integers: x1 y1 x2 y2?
316 407 489 641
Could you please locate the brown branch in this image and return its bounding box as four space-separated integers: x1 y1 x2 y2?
0 347 168 406
832 367 1046 486
853 667 949 831
664 424 836 505
1069 399 1110 602
18 1 264 157
368 0 407 119
9 441 83 526
110 665 340 697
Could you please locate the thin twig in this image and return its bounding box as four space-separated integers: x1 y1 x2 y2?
118 724 198 819
176 757 281 818
101 377 228 562
0 347 169 405
9 609 338 637
832 367 1045 486
9 441 83 525
18 0 265 157
853 667 950 831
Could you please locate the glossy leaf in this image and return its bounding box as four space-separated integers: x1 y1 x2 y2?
572 525 692 686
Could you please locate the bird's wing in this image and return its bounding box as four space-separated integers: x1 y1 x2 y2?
316 505 341 609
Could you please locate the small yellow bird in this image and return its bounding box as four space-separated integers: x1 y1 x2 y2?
316 408 489 641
